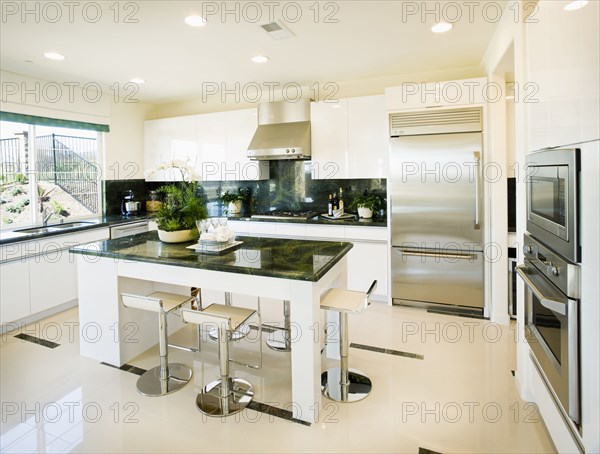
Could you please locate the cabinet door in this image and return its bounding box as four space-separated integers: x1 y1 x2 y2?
347 242 388 298
0 260 30 325
225 109 268 181
196 112 226 181
527 1 600 149
29 249 78 314
310 100 348 179
144 115 197 181
348 95 389 178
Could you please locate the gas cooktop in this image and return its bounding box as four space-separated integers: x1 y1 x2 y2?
250 210 319 221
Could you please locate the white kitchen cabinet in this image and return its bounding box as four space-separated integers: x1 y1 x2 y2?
310 100 349 179
225 109 268 181
347 95 389 178
29 250 78 314
195 111 226 181
526 1 600 149
346 241 387 299
0 260 30 326
385 77 488 111
144 115 197 181
0 227 109 327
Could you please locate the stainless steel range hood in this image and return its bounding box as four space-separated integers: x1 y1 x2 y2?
247 99 311 160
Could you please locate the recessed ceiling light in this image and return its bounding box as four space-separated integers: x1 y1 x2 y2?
44 52 65 61
130 78 145 84
185 15 207 27
431 22 453 33
563 1 588 11
251 55 269 63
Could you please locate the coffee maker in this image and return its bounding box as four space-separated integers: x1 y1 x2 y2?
120 190 141 216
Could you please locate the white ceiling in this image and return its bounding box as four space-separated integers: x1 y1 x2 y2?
1 1 502 104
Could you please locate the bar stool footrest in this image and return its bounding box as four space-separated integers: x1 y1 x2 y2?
321 367 372 403
266 329 291 352
136 364 192 397
196 378 254 416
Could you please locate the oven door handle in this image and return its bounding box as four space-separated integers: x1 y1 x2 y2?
516 265 566 316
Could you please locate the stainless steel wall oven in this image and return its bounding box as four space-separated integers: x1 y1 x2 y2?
519 235 581 426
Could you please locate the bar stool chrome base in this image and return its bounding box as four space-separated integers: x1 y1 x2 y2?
321 367 372 403
266 329 291 352
196 378 254 416
136 364 193 397
208 323 250 341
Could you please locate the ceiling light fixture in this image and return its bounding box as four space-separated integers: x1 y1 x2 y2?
563 1 588 11
431 22 453 33
44 52 65 61
184 15 207 27
130 78 145 84
251 55 269 63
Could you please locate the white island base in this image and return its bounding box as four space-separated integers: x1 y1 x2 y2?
76 255 347 423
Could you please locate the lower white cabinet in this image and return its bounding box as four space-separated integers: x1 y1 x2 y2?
0 260 31 325
346 241 387 299
29 250 78 314
0 227 109 327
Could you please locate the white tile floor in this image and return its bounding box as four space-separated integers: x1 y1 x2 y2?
0 303 555 453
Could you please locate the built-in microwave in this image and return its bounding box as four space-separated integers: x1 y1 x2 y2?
526 148 580 262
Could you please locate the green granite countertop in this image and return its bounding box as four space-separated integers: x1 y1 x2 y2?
70 231 353 282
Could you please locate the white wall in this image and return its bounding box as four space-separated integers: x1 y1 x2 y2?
148 65 483 119
0 70 155 180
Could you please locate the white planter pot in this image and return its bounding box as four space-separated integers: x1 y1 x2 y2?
357 206 373 219
157 229 195 243
228 201 242 214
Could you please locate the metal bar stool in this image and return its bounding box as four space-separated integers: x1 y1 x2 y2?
120 292 194 396
181 304 257 417
266 300 292 352
208 292 251 341
320 280 377 403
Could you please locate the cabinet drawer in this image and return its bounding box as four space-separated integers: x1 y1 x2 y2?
305 225 345 240
276 223 306 237
344 226 387 242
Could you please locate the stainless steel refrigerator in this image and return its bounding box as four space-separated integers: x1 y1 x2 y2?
389 107 485 314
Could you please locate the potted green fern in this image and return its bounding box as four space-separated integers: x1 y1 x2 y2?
220 188 248 215
349 193 381 219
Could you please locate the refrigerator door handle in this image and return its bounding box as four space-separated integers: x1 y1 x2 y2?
473 151 481 230
401 249 478 260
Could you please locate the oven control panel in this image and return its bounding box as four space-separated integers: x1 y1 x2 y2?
523 233 580 299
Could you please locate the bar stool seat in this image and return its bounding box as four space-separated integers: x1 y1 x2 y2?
182 304 256 417
320 280 377 403
121 292 194 397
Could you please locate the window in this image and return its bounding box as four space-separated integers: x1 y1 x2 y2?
0 115 106 228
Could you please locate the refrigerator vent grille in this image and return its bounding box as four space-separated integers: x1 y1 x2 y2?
390 108 482 136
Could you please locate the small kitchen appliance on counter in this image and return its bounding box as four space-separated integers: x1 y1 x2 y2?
120 190 141 216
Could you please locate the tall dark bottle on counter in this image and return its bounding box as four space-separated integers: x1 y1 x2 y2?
332 192 339 211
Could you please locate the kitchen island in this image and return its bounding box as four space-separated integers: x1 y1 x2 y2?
70 231 353 423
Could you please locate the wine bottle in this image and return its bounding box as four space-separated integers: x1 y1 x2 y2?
332 192 338 212
339 187 344 214
328 194 333 216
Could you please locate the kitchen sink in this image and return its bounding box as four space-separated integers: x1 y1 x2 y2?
50 222 94 229
15 221 95 235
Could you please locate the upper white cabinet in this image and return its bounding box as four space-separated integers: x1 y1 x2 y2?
526 1 600 149
347 95 389 178
144 109 268 182
310 100 349 179
145 115 197 181
224 109 268 181
195 111 226 181
311 96 388 179
385 77 488 111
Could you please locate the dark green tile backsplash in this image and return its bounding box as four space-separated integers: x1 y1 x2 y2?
104 160 387 218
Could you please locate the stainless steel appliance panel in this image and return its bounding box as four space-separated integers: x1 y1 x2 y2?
391 247 484 309
390 132 483 250
526 148 580 262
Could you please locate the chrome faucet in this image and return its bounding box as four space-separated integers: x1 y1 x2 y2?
41 205 53 226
